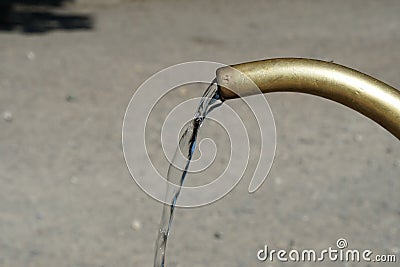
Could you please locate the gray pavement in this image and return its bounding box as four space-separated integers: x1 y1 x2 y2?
0 0 399 266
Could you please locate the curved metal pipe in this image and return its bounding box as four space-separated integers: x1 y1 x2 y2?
216 58 400 139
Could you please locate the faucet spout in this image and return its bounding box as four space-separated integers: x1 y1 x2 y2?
216 58 400 139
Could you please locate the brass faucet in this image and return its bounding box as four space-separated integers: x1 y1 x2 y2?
216 58 400 139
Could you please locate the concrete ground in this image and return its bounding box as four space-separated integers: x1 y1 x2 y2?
0 0 399 266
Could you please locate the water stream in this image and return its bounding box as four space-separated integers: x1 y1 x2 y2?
153 80 223 267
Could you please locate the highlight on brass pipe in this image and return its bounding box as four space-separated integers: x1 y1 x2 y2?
216 58 400 140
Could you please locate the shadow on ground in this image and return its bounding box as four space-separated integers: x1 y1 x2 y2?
0 0 93 33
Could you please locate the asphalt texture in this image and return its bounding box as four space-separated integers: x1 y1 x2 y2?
0 1 399 266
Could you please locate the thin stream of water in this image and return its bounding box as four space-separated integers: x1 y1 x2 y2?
153 80 223 267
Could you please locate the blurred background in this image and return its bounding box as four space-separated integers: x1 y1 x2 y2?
0 0 399 266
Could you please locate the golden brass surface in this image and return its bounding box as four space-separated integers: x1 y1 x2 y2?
217 58 400 139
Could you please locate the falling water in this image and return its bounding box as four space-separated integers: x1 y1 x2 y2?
153 80 223 267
